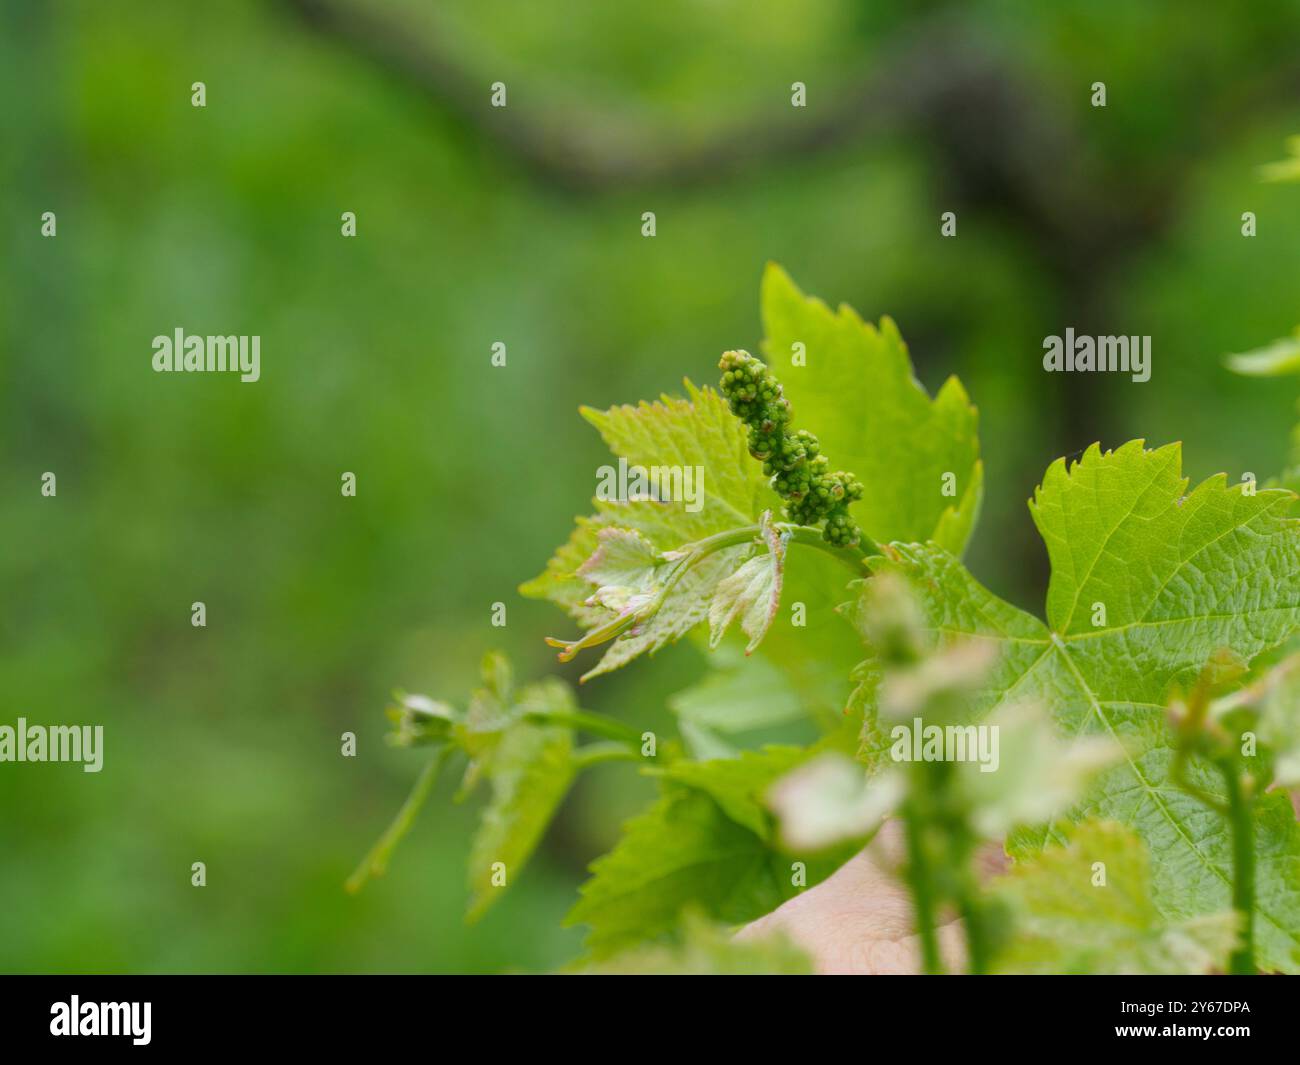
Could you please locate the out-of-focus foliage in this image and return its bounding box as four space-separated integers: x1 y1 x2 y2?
575 910 813 975
993 821 1240 976
5 0 1300 972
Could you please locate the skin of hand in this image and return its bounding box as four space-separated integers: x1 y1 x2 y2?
741 792 1300 973
735 819 1008 974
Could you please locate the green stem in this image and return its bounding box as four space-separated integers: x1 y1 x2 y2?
901 798 944 975
1220 763 1256 975
550 517 876 664
523 708 643 747
572 741 643 770
784 524 879 568
671 521 876 576
955 871 994 975
647 521 868 627
901 758 998 974
345 746 451 894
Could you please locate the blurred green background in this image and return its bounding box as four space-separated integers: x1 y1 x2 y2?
4 0 1300 972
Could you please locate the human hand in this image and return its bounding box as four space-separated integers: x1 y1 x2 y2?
735 819 1008 974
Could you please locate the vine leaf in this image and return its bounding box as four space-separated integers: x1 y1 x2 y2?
760 263 983 554
466 717 575 921
768 702 1115 851
566 742 856 959
576 910 813 975
458 668 581 919
1225 329 1300 377
1223 327 1300 492
668 646 812 734
523 267 984 684
657 744 812 838
565 787 799 959
1218 652 1300 789
1259 136 1300 183
994 820 1240 975
707 512 786 653
767 752 902 852
522 382 777 680
1263 695 1300 790
348 653 581 921
578 526 663 597
846 440 1300 972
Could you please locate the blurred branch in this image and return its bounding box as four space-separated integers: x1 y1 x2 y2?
278 0 1300 482
279 0 1068 199
279 0 1300 239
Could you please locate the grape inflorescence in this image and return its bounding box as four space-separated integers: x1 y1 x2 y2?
718 350 863 546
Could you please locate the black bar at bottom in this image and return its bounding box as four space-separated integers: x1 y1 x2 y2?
0 974 1288 1051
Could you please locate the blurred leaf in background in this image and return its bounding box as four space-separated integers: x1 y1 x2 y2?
4 0 1300 972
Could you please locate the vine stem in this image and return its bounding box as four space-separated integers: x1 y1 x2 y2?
901 757 999 974
650 521 875 614
345 745 451 893
571 741 643 770
523 708 643 747
670 521 878 574
1221 763 1256 975
547 517 877 665
901 799 943 975
952 844 995 975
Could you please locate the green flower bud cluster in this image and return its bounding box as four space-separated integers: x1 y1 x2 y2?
718 350 863 546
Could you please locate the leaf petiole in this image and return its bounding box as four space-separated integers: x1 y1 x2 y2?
547 519 875 666
345 745 453 894
523 708 644 747
668 521 877 574
572 741 644 770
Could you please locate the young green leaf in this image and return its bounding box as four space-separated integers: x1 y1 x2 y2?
578 526 663 596
994 820 1240 975
847 441 1300 971
1213 651 1300 788
1261 684 1300 789
707 512 786 653
767 752 901 851
677 719 739 761
959 702 1118 838
668 646 812 734
522 382 779 680
576 910 814 975
466 719 575 921
768 701 1114 852
761 264 983 554
385 692 459 748
525 268 984 685
564 787 798 958
352 656 604 919
1224 330 1300 377
657 744 812 838
1259 136 1300 182
1223 332 1300 492
566 744 857 958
